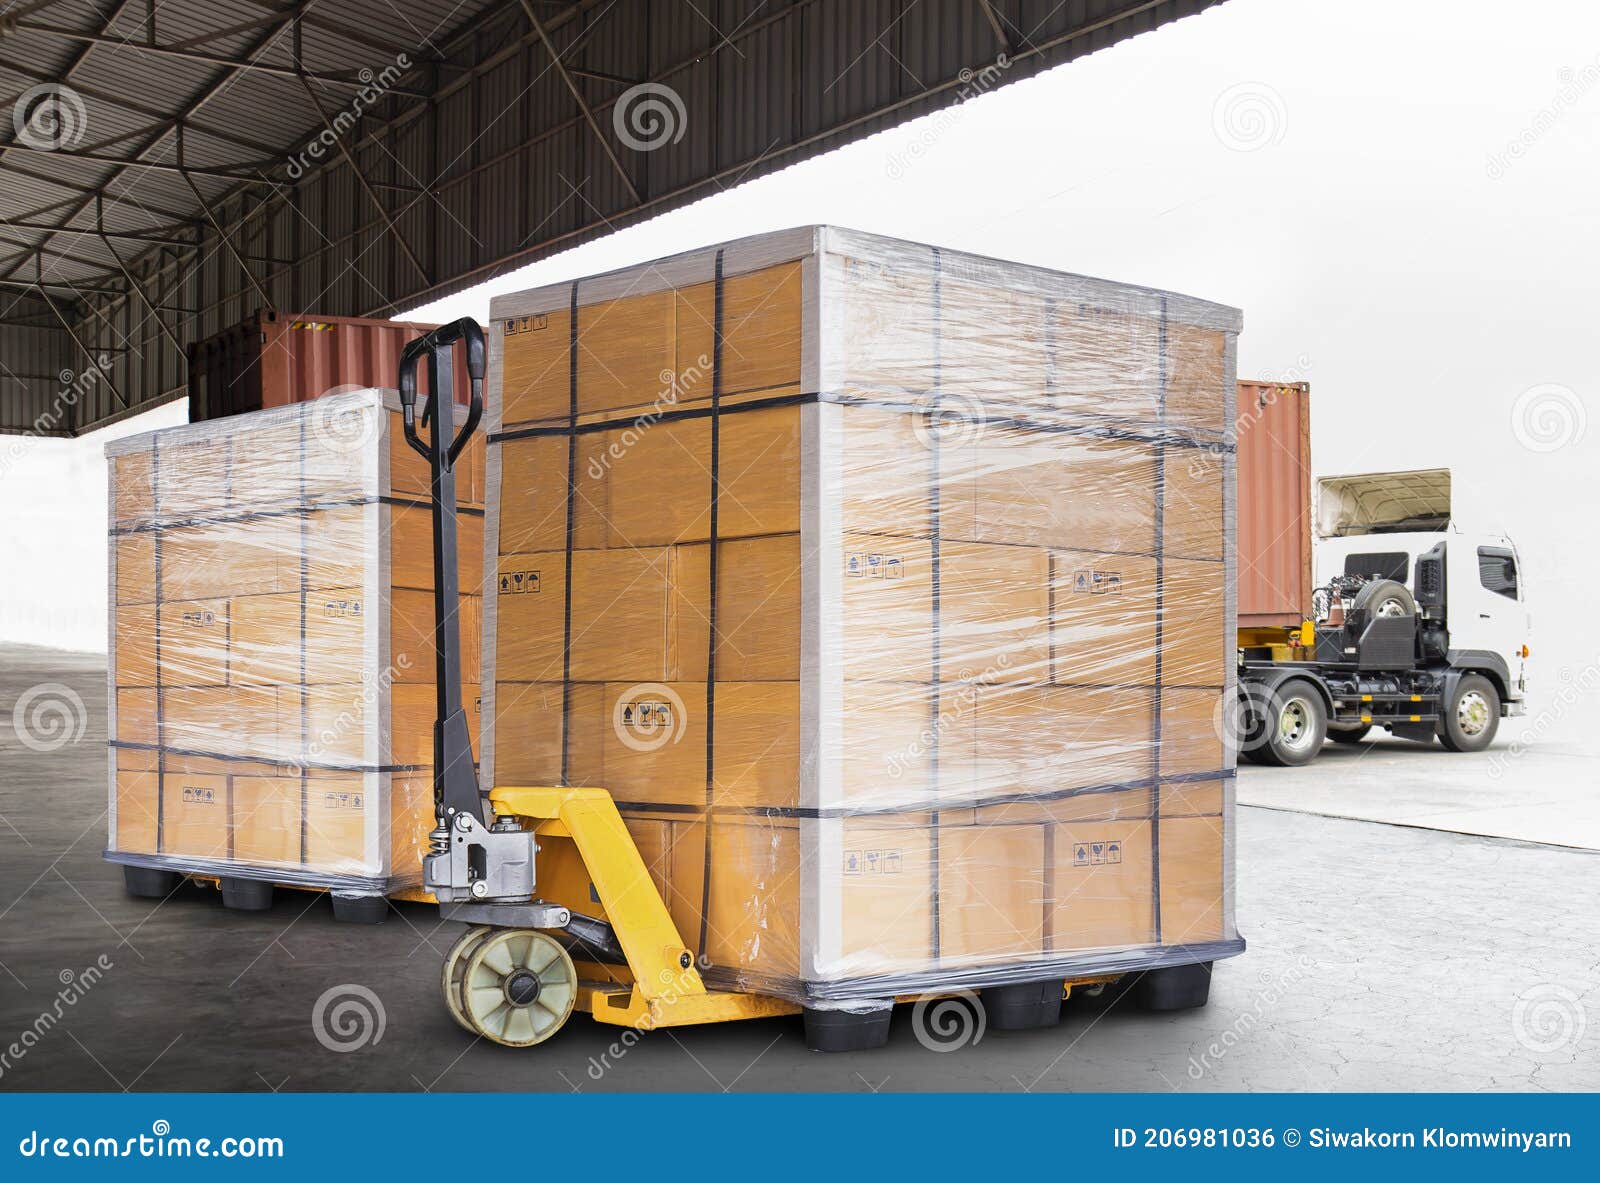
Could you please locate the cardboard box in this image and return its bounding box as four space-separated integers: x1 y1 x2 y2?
113 604 158 687
1050 305 1161 424
711 682 800 810
1049 820 1155 951
939 540 1051 682
157 598 231 687
159 766 231 861
113 764 160 854
716 534 801 681
496 545 710 684
1159 558 1230 687
967 431 1158 553
1049 552 1159 687
839 533 933 682
937 820 1047 964
1157 815 1226 943
969 684 1152 802
494 433 599 555
111 452 156 524
114 533 156 605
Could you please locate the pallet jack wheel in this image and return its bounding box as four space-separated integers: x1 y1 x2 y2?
441 927 494 1035
455 929 577 1047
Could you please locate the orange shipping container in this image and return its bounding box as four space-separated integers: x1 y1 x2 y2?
187 310 474 422
1236 379 1312 628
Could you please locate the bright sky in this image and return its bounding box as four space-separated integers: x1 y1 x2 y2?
5 0 1597 738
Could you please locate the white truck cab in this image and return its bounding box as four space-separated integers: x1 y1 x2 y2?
1315 468 1529 709
1238 468 1529 766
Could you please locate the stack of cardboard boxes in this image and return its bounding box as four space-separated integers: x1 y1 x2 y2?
483 227 1242 1003
106 390 484 898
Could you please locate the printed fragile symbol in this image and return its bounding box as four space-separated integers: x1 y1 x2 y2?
1073 842 1090 866
1074 571 1090 593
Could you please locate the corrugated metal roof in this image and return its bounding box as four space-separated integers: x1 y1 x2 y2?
0 0 1227 435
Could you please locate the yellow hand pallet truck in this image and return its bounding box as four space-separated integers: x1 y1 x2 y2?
399 321 798 1048
397 321 1212 1051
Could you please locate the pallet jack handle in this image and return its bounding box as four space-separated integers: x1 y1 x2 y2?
397 319 487 829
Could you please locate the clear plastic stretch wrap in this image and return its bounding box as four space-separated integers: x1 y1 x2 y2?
483 227 1244 1008
104 389 485 898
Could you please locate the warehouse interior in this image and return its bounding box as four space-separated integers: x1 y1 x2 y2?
2 0 1598 1090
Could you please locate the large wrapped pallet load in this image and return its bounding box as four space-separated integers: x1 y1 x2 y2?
104 389 485 919
482 226 1244 1013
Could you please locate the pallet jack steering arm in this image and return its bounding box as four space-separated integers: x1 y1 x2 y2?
399 320 539 908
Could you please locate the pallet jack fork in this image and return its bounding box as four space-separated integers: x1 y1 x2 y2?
398 321 796 1046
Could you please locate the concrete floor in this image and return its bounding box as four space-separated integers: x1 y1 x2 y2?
2 642 1597 1092
1239 731 1600 850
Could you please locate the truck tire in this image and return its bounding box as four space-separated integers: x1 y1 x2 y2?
1437 674 1500 753
1327 722 1372 744
1352 578 1416 619
1254 681 1327 766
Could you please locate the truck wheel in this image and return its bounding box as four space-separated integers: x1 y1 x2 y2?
1327 723 1372 744
1255 682 1327 766
1438 675 1500 752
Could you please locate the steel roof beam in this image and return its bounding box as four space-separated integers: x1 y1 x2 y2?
295 74 431 287
0 220 199 248
519 0 641 205
0 4 317 288
35 277 127 414
0 49 304 164
2 141 283 184
8 18 435 100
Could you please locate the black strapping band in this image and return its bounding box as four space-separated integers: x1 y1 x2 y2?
698 249 726 959
928 244 943 964
1151 294 1169 941
560 281 580 784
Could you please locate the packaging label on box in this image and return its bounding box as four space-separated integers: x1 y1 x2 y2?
499 568 542 595
844 848 903 875
1071 840 1124 867
845 552 905 579
181 785 218 805
320 597 364 617
504 314 550 336
321 791 365 811
1072 568 1123 595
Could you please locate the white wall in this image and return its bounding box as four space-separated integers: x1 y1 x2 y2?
0 400 187 653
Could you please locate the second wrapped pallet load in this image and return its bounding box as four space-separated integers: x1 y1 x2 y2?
104 389 484 915
483 226 1242 1006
